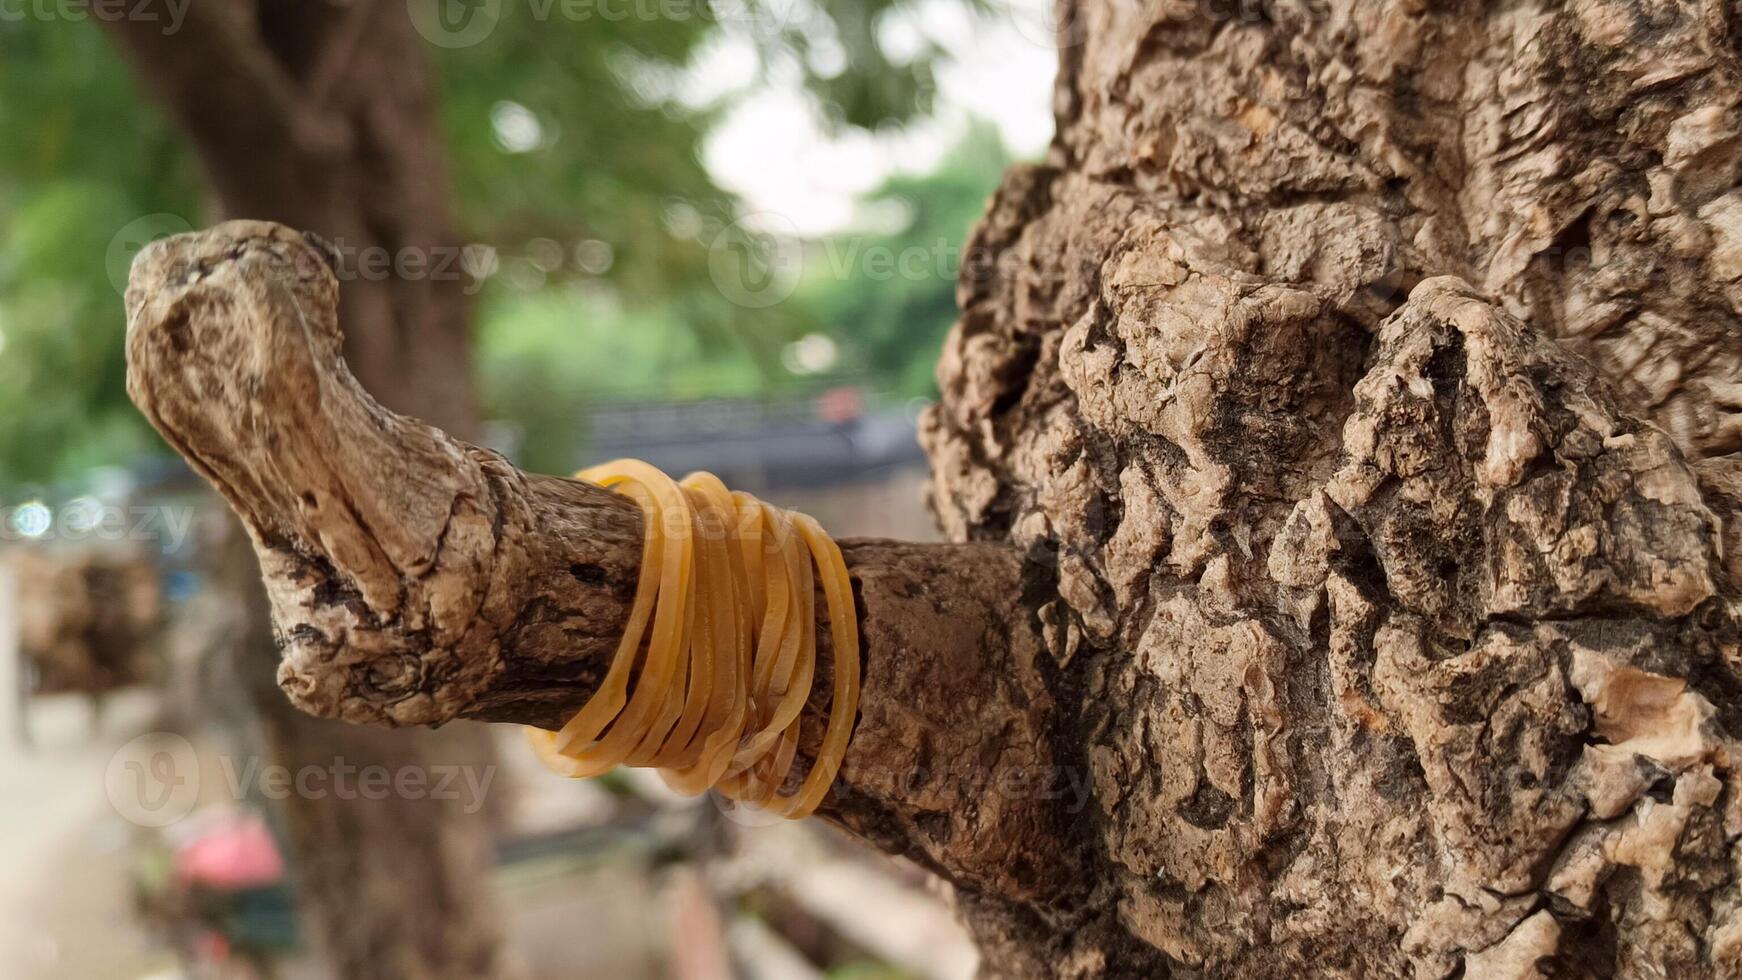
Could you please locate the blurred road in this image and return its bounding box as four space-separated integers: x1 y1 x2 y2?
0 562 975 980
0 688 174 979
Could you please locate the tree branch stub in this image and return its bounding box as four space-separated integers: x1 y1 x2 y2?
123 222 1065 900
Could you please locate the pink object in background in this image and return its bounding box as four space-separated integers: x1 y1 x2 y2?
174 810 284 890
817 387 864 425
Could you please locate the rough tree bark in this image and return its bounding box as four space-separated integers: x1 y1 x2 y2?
104 4 504 977
121 1 1742 978
922 0 1742 974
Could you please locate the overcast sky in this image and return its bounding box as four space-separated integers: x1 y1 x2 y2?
692 0 1057 236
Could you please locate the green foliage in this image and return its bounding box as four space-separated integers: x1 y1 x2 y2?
441 2 956 474
0 20 201 489
800 118 1008 397
434 4 729 302
0 1 968 489
474 286 779 471
432 0 944 322
475 120 1013 475
789 0 940 131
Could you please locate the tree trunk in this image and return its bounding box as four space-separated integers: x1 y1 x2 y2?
921 0 1742 974
105 4 505 977
119 2 1742 978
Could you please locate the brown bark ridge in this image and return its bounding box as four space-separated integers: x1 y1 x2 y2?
921 0 1742 976
104 5 502 977
123 222 1082 966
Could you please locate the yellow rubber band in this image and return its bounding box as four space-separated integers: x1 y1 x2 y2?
524 460 861 820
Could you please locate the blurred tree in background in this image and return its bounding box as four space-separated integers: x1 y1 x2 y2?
800 118 1008 397
0 0 995 488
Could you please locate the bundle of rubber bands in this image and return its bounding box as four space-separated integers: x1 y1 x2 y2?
525 459 860 820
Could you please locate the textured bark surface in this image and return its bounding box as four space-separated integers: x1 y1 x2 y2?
920 0 1742 975
105 6 503 977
